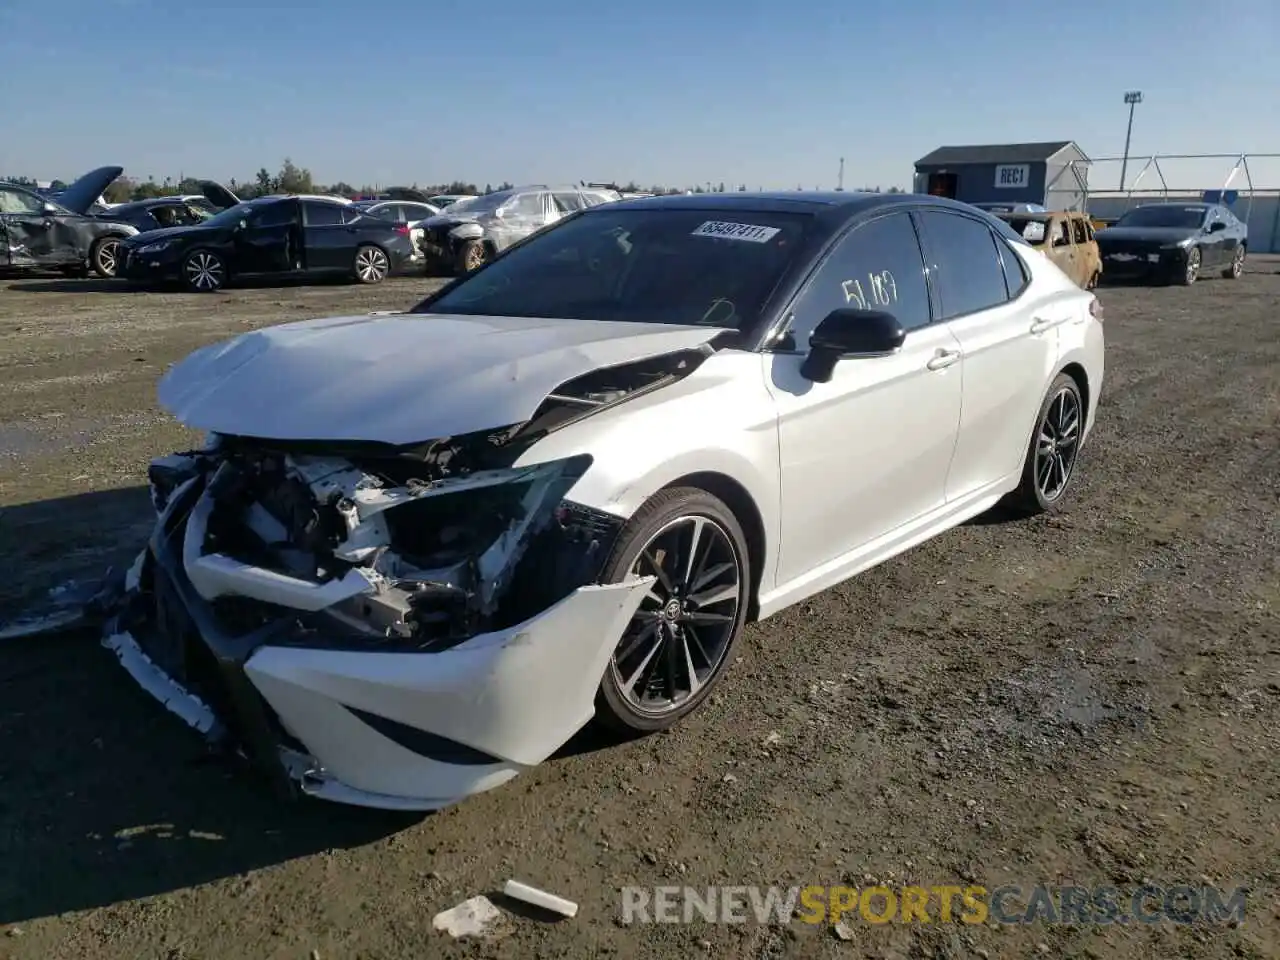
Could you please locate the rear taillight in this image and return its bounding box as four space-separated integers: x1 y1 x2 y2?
1088 297 1104 322
394 225 409 235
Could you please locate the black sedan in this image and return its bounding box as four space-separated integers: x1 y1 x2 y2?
117 195 417 292
0 166 139 277
106 196 220 233
1095 202 1248 285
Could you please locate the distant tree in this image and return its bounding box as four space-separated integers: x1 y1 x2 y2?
254 167 275 196
50 179 68 191
738 184 747 191
131 180 167 200
693 185 705 194
887 186 903 194
622 181 639 193
717 182 725 193
104 178 135 203
483 183 493 194
496 181 513 192
277 158 313 195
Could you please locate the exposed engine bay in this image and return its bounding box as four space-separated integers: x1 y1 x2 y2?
144 347 707 649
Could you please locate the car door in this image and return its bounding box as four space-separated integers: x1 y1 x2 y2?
232 199 298 274
915 209 1062 500
0 186 75 266
300 200 354 272
1046 214 1079 283
766 210 964 585
1202 207 1229 267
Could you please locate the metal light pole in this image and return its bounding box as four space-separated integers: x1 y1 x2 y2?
837 157 845 191
1119 90 1143 190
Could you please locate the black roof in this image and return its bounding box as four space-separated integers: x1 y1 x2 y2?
618 190 917 214
915 141 1083 167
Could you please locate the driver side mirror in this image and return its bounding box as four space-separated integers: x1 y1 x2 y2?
41 202 58 215
1208 221 1227 233
800 308 906 383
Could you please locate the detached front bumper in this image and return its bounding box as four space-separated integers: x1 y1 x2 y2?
105 476 649 811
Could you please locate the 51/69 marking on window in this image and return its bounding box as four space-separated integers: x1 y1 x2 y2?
843 270 897 311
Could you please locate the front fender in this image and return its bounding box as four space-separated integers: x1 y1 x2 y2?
448 222 484 242
512 352 783 596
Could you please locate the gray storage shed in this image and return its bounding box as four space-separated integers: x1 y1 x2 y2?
913 141 1090 211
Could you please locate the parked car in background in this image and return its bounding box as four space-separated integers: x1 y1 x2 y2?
1094 202 1247 285
996 210 1102 290
105 197 218 234
117 195 415 292
1 165 139 277
102 191 1103 810
418 184 620 274
428 194 477 209
352 199 441 260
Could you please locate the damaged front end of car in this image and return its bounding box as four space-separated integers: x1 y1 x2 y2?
99 418 656 809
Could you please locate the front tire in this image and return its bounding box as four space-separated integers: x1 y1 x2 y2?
90 236 122 278
1177 246 1201 286
354 244 389 284
1223 245 1245 279
456 239 489 274
183 250 226 292
1005 373 1085 517
596 487 751 735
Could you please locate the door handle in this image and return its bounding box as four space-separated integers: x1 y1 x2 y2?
1029 316 1065 335
926 349 961 371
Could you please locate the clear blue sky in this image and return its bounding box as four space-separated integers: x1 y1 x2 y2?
2 0 1277 191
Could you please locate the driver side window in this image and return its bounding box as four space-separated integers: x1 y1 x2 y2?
785 212 932 350
0 188 44 215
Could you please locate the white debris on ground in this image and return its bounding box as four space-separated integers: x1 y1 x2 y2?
432 895 508 939
0 579 98 641
503 879 578 918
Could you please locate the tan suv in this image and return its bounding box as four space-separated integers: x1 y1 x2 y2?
997 211 1102 290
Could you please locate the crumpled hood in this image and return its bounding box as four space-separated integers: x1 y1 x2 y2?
1096 226 1198 245
158 312 731 445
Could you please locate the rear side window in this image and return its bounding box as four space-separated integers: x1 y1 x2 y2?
304 201 345 226
1071 218 1088 243
341 206 365 225
996 239 1030 299
919 210 1012 320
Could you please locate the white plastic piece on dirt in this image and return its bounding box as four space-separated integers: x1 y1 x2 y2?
0 579 97 641
503 879 578 918
432 895 504 938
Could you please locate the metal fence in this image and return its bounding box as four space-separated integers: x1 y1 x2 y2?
1067 152 1280 253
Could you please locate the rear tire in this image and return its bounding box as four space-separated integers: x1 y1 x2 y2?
353 244 389 284
90 236 122 278
1005 373 1085 517
595 487 751 735
182 249 226 292
1222 245 1245 279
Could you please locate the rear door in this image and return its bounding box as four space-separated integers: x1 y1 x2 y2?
915 208 1062 500
1202 207 1228 267
301 200 355 271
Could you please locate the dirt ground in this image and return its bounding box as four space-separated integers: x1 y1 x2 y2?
0 261 1277 960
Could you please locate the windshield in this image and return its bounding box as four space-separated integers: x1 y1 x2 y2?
200 202 258 227
412 207 811 331
444 192 512 216
1115 206 1207 229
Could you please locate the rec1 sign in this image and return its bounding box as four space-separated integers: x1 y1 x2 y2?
994 164 1030 189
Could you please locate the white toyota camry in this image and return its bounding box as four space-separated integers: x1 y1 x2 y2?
103 192 1104 810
